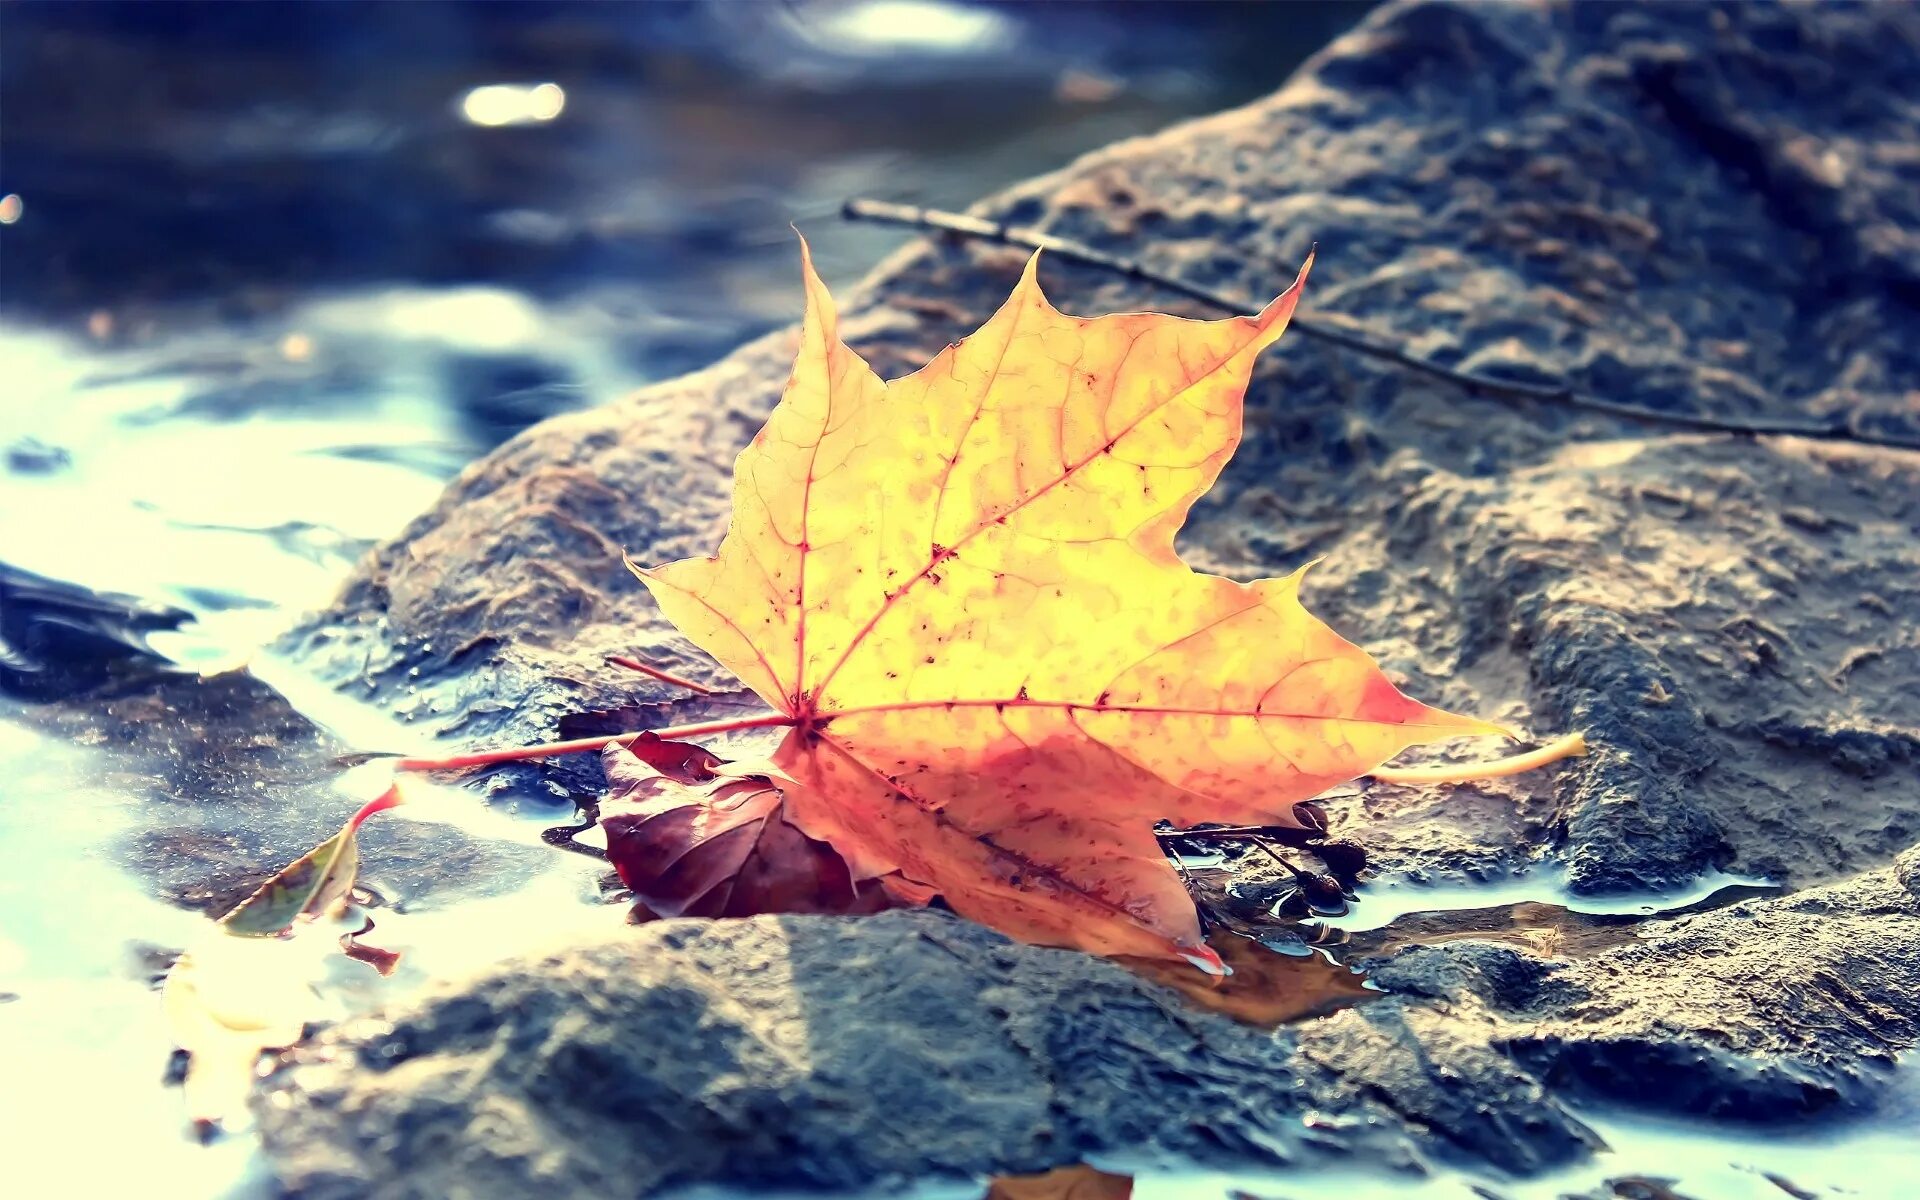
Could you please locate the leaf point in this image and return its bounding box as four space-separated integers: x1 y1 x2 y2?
1182 946 1230 976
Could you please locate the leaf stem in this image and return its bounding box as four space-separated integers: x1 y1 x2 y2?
1368 732 1588 786
390 713 797 772
345 783 405 830
606 654 714 695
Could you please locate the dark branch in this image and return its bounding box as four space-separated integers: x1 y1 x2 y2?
842 198 1920 454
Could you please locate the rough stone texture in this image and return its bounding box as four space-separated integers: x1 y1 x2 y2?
264 1 1920 1193
282 0 1920 895
1899 843 1920 897
258 870 1920 1199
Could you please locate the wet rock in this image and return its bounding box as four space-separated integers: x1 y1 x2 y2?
1376 867 1920 1119
6 667 554 920
282 0 1920 897
262 0 1920 1190
0 560 189 698
255 906 1568 1198
1897 844 1920 899
258 868 1920 1198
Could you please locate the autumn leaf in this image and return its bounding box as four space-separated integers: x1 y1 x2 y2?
219 785 400 935
164 785 403 1127
625 239 1506 969
601 735 899 918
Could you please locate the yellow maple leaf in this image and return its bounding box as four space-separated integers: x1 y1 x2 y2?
631 241 1503 968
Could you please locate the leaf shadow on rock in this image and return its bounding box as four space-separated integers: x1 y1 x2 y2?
257 853 1920 1198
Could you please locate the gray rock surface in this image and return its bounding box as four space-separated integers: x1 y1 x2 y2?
264 0 1920 1193
259 869 1920 1199
282 0 1920 895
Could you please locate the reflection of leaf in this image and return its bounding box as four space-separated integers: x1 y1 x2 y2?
986 1164 1133 1200
341 916 402 976
601 737 896 918
163 785 404 1127
634 241 1500 968
163 933 326 1129
1119 930 1376 1028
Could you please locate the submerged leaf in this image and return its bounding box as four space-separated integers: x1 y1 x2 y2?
164 785 404 1127
635 241 1504 967
163 929 332 1128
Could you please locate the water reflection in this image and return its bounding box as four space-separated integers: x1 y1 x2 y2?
986 1164 1132 1200
1120 930 1376 1029
808 0 1016 56
0 662 614 1198
460 82 566 127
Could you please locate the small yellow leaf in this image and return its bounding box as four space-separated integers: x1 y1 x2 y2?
164 785 404 1126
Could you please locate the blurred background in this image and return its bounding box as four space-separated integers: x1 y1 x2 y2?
0 0 1373 662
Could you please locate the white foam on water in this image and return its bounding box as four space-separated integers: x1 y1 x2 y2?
0 638 619 1200
0 725 269 1198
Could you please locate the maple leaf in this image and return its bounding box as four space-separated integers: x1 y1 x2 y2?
627 240 1504 969
600 735 900 918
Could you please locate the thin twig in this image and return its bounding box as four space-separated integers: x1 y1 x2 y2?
1248 838 1312 884
606 654 713 695
843 198 1920 454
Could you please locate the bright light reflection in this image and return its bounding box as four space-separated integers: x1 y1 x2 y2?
817 0 1013 52
307 286 546 353
0 193 22 224
459 82 565 127
1317 865 1777 934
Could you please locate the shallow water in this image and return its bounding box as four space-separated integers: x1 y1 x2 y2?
1319 867 1780 936
0 667 622 1199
